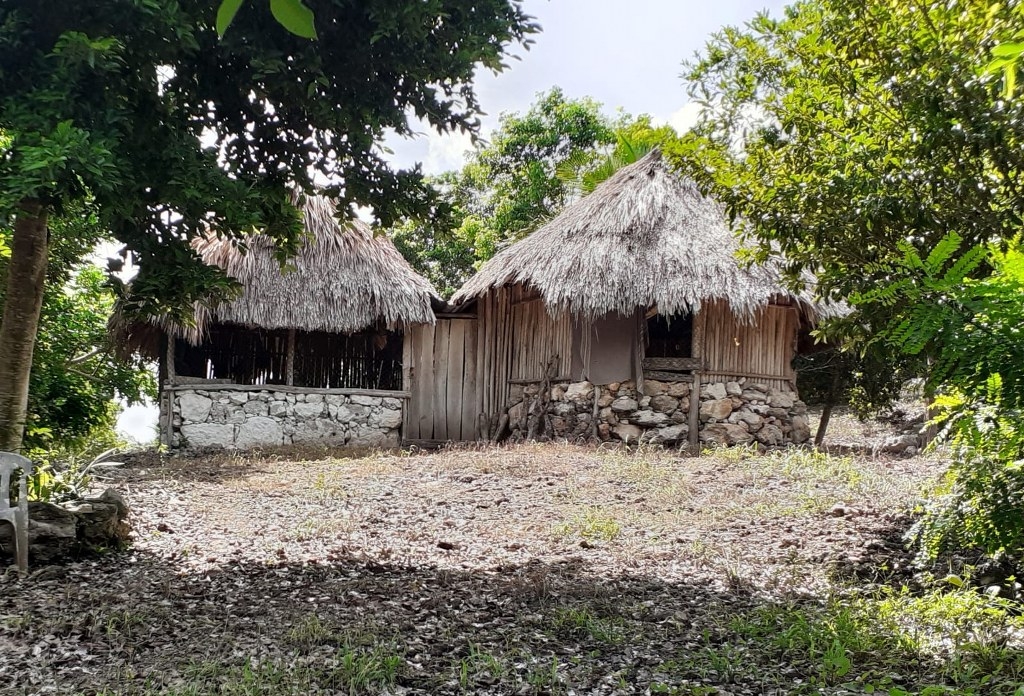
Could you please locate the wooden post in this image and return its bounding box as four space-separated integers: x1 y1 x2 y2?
688 308 704 455
688 373 701 454
166 334 176 385
285 329 296 386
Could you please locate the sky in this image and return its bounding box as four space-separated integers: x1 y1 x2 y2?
117 0 788 442
382 0 787 176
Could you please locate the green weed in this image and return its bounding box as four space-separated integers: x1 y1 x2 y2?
555 506 621 541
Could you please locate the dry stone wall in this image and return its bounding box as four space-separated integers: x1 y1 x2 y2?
505 377 810 447
170 388 403 450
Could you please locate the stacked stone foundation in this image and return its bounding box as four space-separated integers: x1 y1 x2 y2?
504 378 810 447
169 387 403 450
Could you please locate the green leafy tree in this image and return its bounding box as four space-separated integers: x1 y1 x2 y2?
557 115 680 198
0 0 536 451
1 207 154 450
671 0 1024 415
218 0 316 39
390 95 681 296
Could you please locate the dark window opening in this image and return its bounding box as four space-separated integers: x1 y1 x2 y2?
175 325 404 390
646 313 693 358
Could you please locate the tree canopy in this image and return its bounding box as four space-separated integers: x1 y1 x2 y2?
670 0 1024 414
391 89 681 297
0 0 536 449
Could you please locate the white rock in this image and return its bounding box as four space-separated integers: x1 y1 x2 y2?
612 423 642 443
242 400 268 416
769 391 795 409
632 410 669 427
564 381 594 402
348 426 391 448
181 423 234 448
227 391 249 405
726 381 743 397
178 393 212 423
235 417 283 448
293 401 325 419
611 397 638 413
377 408 403 429
704 383 728 400
350 395 380 406
654 424 687 443
700 398 733 420
791 415 811 443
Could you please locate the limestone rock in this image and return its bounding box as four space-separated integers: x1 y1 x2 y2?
268 401 287 417
293 401 325 419
564 381 594 402
181 423 235 448
699 423 729 446
550 385 565 402
597 393 615 408
612 423 642 443
641 379 667 396
349 426 395 448
378 408 403 429
701 423 752 446
243 400 269 416
99 489 130 519
700 398 733 421
227 391 249 405
756 423 785 446
66 499 129 547
650 395 679 413
704 382 728 400
726 381 743 397
667 381 690 398
235 417 283 448
790 415 811 444
722 423 753 445
768 391 795 409
1 491 131 564
178 393 212 422
350 394 379 406
632 410 669 427
733 411 764 432
611 397 638 413
654 424 687 443
21 502 77 563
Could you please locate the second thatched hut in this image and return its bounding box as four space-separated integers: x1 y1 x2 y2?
114 194 440 450
407 149 834 448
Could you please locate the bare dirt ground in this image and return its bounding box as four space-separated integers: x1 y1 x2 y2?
4 428 989 696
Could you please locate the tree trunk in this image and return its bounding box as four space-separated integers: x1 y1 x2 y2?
814 403 833 448
0 201 49 452
814 358 845 448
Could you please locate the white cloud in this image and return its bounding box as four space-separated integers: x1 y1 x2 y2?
668 102 703 135
422 130 477 175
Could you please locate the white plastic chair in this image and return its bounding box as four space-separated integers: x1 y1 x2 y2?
0 452 32 575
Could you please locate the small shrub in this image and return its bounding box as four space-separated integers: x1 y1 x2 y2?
555 506 621 541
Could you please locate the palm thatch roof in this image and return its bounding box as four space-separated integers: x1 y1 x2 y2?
451 149 836 321
112 193 438 357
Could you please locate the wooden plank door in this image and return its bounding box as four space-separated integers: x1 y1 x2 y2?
405 317 480 442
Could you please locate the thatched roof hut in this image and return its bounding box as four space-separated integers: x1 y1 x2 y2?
114 193 439 358
451 149 830 320
405 149 832 447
